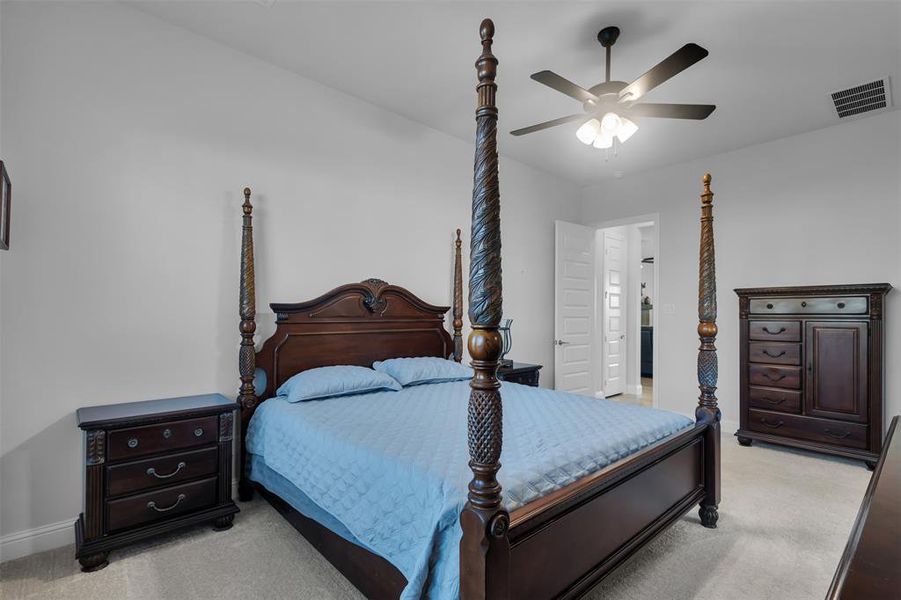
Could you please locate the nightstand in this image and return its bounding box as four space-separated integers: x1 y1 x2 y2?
498 362 542 387
75 394 240 572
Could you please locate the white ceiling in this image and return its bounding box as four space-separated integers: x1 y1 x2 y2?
131 1 900 185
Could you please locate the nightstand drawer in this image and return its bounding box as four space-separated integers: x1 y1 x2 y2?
106 476 217 532
108 416 218 461
106 447 219 497
501 370 540 387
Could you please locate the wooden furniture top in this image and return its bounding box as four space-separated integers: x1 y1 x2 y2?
498 362 542 374
77 394 237 429
827 415 901 599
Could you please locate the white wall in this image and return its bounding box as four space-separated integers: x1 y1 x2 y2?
581 109 901 432
0 1 581 557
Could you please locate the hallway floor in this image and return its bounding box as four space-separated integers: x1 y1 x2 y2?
617 377 654 407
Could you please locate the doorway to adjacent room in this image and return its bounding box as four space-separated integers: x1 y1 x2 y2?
553 216 658 408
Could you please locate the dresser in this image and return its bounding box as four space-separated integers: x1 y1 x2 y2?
75 394 240 571
497 362 542 387
734 284 891 469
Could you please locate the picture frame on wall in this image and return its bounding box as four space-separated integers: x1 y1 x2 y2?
0 161 10 251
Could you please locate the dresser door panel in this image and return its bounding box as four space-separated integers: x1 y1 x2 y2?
804 321 868 423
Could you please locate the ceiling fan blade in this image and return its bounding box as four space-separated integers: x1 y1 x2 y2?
626 103 716 120
531 70 599 104
618 43 709 102
510 114 587 136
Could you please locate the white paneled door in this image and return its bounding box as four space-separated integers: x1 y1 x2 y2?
602 230 627 396
554 221 596 395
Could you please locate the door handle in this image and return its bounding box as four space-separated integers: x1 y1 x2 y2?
554 339 570 346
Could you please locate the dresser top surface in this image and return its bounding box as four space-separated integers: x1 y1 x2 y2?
77 394 237 429
734 283 892 297
828 417 901 598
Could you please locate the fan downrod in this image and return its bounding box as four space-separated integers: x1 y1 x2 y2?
597 26 620 48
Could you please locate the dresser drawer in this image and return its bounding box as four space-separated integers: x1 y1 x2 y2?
106 447 219 497
748 386 801 413
106 476 217 532
748 364 802 390
748 320 801 342
108 416 218 461
748 410 868 449
749 296 867 315
748 342 801 366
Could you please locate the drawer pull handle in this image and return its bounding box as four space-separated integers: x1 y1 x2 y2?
194 428 204 438
766 303 774 309
147 494 186 513
837 302 846 309
824 428 851 440
162 429 172 439
127 438 139 449
760 417 784 429
762 349 786 358
763 397 785 405
763 327 786 335
763 372 786 382
146 462 186 479
801 301 807 307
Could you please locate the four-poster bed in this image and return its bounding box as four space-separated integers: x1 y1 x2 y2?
235 19 721 600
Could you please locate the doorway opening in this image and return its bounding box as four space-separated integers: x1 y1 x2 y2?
554 216 659 408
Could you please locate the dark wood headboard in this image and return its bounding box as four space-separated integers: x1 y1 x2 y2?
255 279 454 399
235 187 465 499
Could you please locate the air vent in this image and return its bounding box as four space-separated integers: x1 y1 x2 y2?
831 78 892 119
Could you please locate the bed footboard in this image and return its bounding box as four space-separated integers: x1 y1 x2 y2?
507 425 708 599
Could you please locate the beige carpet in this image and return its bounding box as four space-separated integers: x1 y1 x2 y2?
0 437 870 600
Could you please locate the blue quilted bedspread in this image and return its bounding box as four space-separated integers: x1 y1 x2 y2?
246 380 692 599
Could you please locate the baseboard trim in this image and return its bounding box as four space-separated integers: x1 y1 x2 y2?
626 384 643 395
0 519 74 563
1 479 242 564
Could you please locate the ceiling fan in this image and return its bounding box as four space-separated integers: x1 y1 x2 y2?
511 26 716 149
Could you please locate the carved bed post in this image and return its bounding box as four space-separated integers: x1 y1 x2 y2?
460 19 510 600
696 173 721 528
453 228 464 362
238 186 258 502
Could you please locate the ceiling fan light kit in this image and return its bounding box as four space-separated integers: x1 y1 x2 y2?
511 26 716 155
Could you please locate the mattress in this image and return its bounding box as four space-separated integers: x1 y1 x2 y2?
246 380 693 599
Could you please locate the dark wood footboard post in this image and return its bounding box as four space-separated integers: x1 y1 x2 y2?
696 173 721 528
238 187 258 502
460 19 510 600
453 228 464 362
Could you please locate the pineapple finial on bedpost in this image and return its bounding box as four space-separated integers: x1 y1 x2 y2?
460 18 510 600
453 229 464 362
696 173 720 529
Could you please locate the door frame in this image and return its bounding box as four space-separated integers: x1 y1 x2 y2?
585 213 660 408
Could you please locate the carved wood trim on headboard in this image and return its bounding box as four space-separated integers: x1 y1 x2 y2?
255 279 453 399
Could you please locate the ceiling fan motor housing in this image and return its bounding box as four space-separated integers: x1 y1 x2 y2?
597 26 620 48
